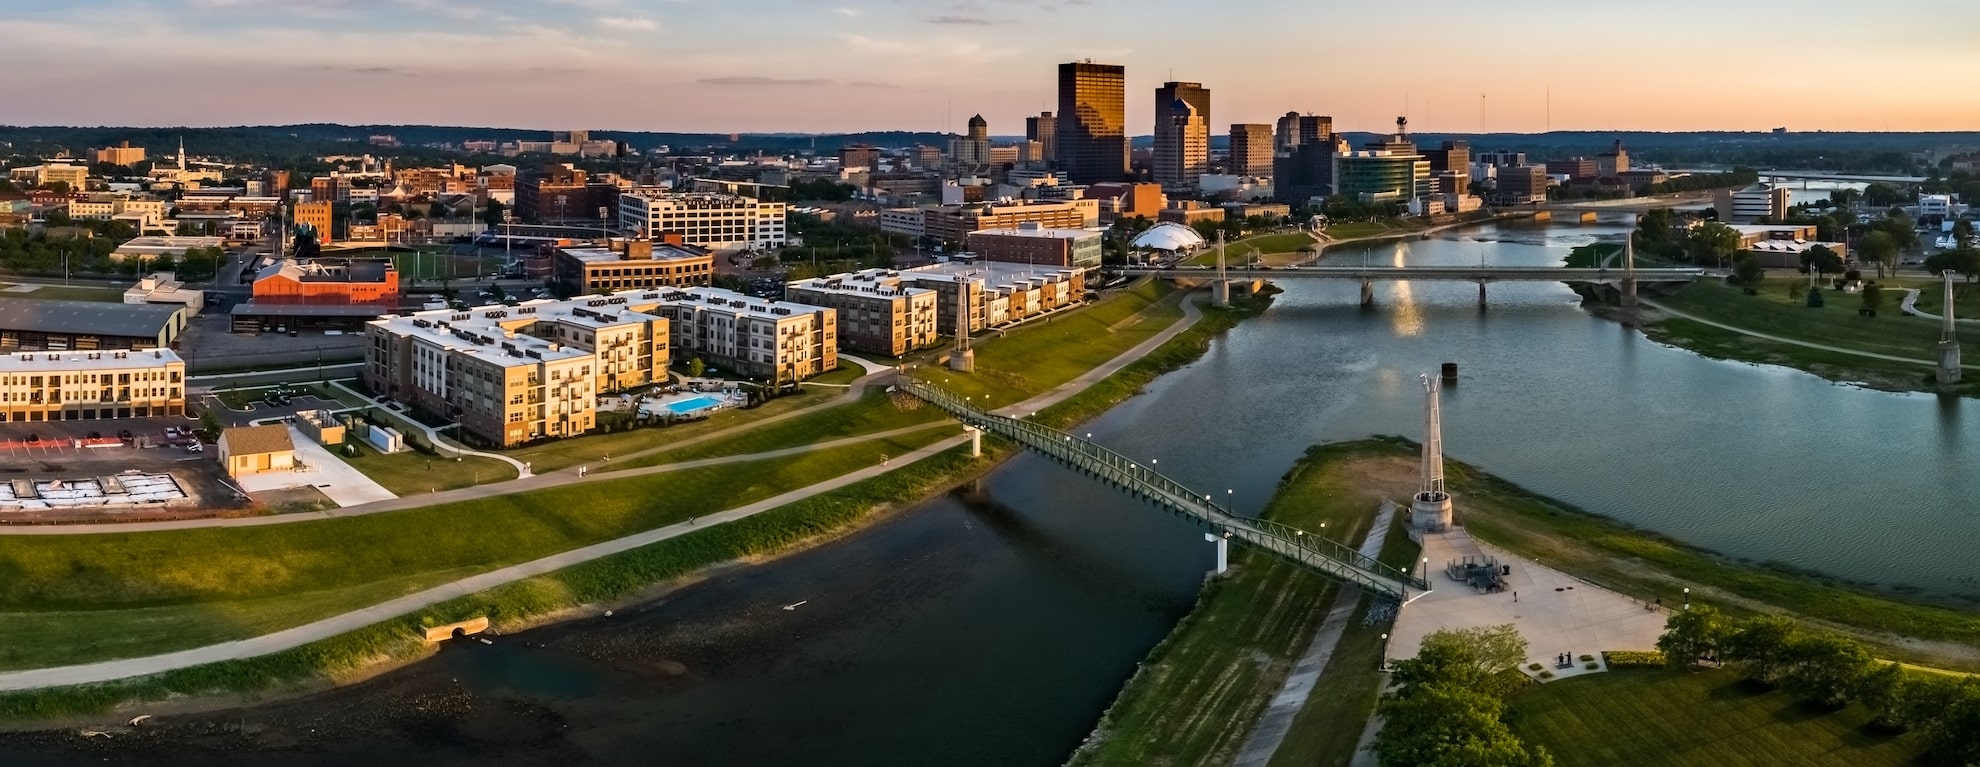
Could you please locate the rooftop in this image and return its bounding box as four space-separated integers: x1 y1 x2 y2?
906 258 1085 285
787 270 935 299
112 235 226 253
0 300 183 338
0 348 183 372
559 245 709 265
968 225 1097 240
221 424 294 456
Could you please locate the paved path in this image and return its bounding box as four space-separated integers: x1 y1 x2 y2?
0 433 970 691
991 295 1205 417
837 353 892 374
1899 287 1978 324
325 380 532 476
1234 499 1397 767
0 423 953 535
1642 297 1980 369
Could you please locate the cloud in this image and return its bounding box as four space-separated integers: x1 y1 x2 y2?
835 7 859 16
596 16 657 31
924 15 994 25
697 76 834 87
847 81 899 90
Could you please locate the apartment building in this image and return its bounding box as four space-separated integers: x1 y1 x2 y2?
0 348 185 423
648 288 835 386
784 271 940 356
553 239 714 296
363 296 671 446
895 259 1086 335
618 190 788 252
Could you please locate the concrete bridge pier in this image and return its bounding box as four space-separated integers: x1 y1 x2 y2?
1938 342 1961 385
1213 279 1230 308
965 425 982 457
1360 279 1374 307
1205 532 1230 575
1477 280 1488 308
1577 211 1598 224
1620 277 1637 308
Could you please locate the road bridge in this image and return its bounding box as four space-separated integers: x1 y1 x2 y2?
1120 263 1704 307
897 378 1427 600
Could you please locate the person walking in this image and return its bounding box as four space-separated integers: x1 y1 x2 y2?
1513 591 1518 602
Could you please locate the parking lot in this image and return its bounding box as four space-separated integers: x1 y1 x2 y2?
0 416 249 523
179 313 366 375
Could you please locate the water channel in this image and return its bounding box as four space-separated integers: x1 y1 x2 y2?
8 217 1976 766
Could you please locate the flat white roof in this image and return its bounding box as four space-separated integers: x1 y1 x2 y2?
0 348 182 372
561 246 709 265
967 226 1096 240
787 270 935 298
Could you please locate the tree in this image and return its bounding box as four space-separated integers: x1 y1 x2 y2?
1685 222 1740 267
1799 244 1844 276
1656 605 1730 669
1855 662 1908 728
481 199 506 229
1857 230 1898 278
1924 685 1980 767
1863 182 1905 207
1778 631 1872 706
1924 248 1980 282
1723 614 1799 684
1375 684 1554 767
1729 255 1764 290
1955 218 1975 249
687 357 706 378
1398 624 1530 683
1861 281 1884 316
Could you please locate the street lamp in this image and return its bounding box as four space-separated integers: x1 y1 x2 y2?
1683 587 1690 610
1421 557 1430 581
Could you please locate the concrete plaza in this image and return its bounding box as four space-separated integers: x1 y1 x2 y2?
233 425 398 507
1386 527 1671 682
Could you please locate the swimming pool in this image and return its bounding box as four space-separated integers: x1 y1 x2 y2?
664 395 726 415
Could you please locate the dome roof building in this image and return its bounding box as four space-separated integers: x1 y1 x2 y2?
1131 222 1206 252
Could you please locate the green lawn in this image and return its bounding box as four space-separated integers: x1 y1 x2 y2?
0 434 958 669
1322 222 1400 240
1070 442 1403 767
1895 275 1980 316
505 372 860 472
1655 278 1980 360
1508 669 1921 767
334 441 518 495
933 279 1184 410
615 389 948 468
1185 232 1317 265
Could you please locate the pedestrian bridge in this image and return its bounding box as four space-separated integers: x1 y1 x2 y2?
897 378 1427 600
1117 265 1704 286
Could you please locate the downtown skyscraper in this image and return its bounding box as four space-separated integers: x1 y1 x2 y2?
1056 61 1126 184
1153 81 1210 188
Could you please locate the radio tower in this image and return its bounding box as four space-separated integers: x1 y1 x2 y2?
1411 374 1454 532
948 277 975 372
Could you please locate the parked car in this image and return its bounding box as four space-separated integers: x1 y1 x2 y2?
164 426 182 439
185 442 204 453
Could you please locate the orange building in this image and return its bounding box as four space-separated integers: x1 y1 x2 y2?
252 258 400 306
292 201 334 245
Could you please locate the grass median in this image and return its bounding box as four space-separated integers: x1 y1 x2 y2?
0 419 956 671
334 441 518 495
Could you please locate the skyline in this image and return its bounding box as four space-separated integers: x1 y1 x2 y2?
1 0 1975 134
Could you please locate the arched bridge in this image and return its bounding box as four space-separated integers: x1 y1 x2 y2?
898 377 1427 599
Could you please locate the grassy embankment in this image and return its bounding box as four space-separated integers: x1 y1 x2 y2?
1075 437 1980 767
1184 232 1319 266
1640 277 1980 395
1508 669 1921 767
0 279 1263 717
1068 440 1419 767
929 278 1181 410
0 433 955 673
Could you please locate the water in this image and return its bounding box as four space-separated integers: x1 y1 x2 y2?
664 394 726 414
9 217 1977 765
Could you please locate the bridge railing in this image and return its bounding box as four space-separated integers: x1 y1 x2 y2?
898 377 1427 593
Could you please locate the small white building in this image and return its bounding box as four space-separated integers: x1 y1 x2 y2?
122 272 205 314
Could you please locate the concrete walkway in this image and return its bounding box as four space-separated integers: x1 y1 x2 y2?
1899 287 1978 324
325 379 532 477
991 295 1206 417
0 433 970 692
233 425 398 507
837 352 892 374
1642 297 1980 369
1233 499 1397 767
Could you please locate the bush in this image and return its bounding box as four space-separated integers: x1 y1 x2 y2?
1585 662 1599 670
1538 670 1555 679
1602 650 1666 668
1578 654 1594 662
1528 662 1544 671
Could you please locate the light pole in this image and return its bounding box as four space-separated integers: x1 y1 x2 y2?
1421 557 1429 582
1683 587 1690 610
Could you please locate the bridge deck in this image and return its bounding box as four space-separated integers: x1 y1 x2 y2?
1119 265 1701 284
900 379 1424 599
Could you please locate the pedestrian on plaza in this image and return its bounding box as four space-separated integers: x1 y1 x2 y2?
1513 591 1518 602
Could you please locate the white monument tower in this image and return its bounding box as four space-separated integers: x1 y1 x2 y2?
1412 373 1454 532
948 276 975 372
1938 270 1961 385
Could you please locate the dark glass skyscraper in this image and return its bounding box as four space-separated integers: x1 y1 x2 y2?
1056 61 1126 184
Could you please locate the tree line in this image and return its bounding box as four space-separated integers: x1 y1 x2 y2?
1373 624 1555 767
1658 606 1980 765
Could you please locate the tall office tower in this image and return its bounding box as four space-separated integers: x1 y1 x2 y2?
1275 112 1333 152
1272 113 1340 204
1422 140 1471 195
1153 82 1211 188
1025 112 1057 166
949 114 992 168
1056 61 1127 184
1229 124 1274 177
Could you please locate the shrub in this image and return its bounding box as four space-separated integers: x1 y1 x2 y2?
1602 651 1667 668
1585 662 1599 670
1528 663 1543 671
1578 654 1594 662
1538 670 1554 679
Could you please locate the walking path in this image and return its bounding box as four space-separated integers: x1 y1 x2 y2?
1233 499 1397 767
1899 287 1978 324
991 296 1205 417
0 434 969 692
325 380 532 476
1642 297 1980 369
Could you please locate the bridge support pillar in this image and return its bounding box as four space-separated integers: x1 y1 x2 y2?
1477 280 1488 308
965 425 982 458
1938 341 1962 386
1212 279 1230 308
1360 279 1374 307
1620 277 1637 309
1205 532 1229 575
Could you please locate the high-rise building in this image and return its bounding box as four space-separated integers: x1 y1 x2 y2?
1025 112 1057 166
949 114 992 169
1229 124 1274 177
93 141 145 167
838 144 880 171
1276 112 1332 152
1153 82 1211 188
1422 140 1471 196
1056 61 1127 184
1272 113 1340 205
618 189 787 253
1596 139 1630 178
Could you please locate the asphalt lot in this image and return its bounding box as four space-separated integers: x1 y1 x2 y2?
0 416 248 522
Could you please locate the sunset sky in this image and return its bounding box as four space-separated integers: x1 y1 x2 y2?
3 0 1973 135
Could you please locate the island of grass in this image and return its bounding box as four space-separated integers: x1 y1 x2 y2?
1069 438 1979 767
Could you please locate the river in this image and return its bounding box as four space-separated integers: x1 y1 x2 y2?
7 217 1976 766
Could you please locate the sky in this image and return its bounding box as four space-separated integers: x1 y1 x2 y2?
2 0 1975 135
